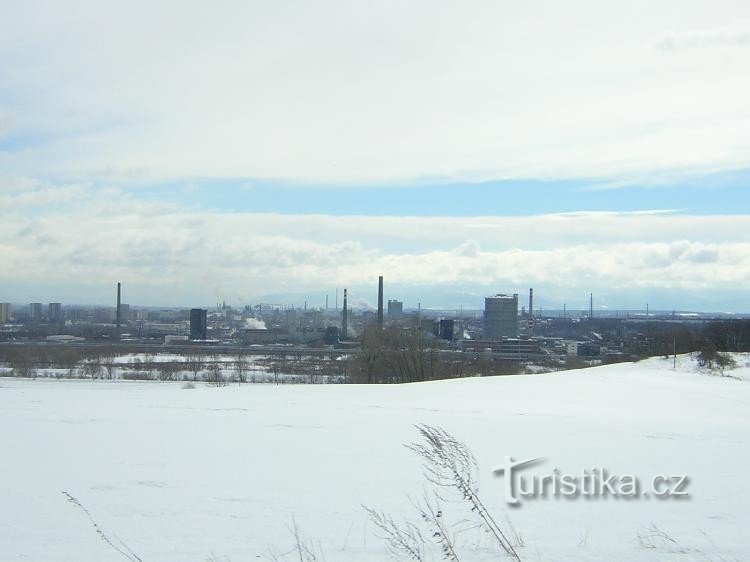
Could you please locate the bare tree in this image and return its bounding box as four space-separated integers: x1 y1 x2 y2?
359 324 386 384
157 361 179 381
100 349 118 379
81 360 104 379
8 348 37 378
185 352 205 381
206 362 226 386
235 352 248 384
140 353 157 380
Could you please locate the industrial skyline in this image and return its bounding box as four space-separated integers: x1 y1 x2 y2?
5 275 742 375
2 278 745 341
1 282 748 316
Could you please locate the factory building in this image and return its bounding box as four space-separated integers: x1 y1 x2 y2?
461 337 541 359
189 308 208 340
483 294 519 338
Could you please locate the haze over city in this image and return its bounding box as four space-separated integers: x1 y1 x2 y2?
2 0 750 310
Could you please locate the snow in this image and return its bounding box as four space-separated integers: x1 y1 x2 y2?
0 355 748 561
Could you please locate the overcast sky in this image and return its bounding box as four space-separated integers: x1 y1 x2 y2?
2 1 750 310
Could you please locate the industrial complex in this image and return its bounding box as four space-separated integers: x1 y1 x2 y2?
2 275 747 378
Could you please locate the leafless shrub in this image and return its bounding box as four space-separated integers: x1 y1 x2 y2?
365 425 522 561
411 493 463 561
637 524 694 554
406 424 521 561
264 517 321 562
363 506 425 561
504 517 525 549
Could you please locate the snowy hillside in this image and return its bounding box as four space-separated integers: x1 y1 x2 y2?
0 355 748 561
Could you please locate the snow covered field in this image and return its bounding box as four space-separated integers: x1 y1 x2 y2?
1 355 748 561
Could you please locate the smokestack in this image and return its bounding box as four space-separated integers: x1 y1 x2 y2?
528 288 534 336
377 275 384 329
590 293 593 319
342 289 348 340
325 295 328 310
116 282 122 335
529 288 533 319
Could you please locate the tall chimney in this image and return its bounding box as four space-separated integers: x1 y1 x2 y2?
116 282 122 334
342 289 348 340
529 288 533 319
377 275 384 329
528 288 534 336
590 293 593 319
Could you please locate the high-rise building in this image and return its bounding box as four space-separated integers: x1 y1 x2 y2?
483 294 518 339
0 303 11 323
48 303 63 324
30 303 43 322
438 319 455 341
190 308 208 340
387 299 403 317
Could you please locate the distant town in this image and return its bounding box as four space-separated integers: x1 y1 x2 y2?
2 276 749 384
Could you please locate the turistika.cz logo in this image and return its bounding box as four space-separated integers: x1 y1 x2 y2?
492 457 690 506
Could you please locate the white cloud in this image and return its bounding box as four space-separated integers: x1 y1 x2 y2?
655 22 750 51
1 1 749 184
2 200 750 306
0 183 89 208
0 176 41 193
